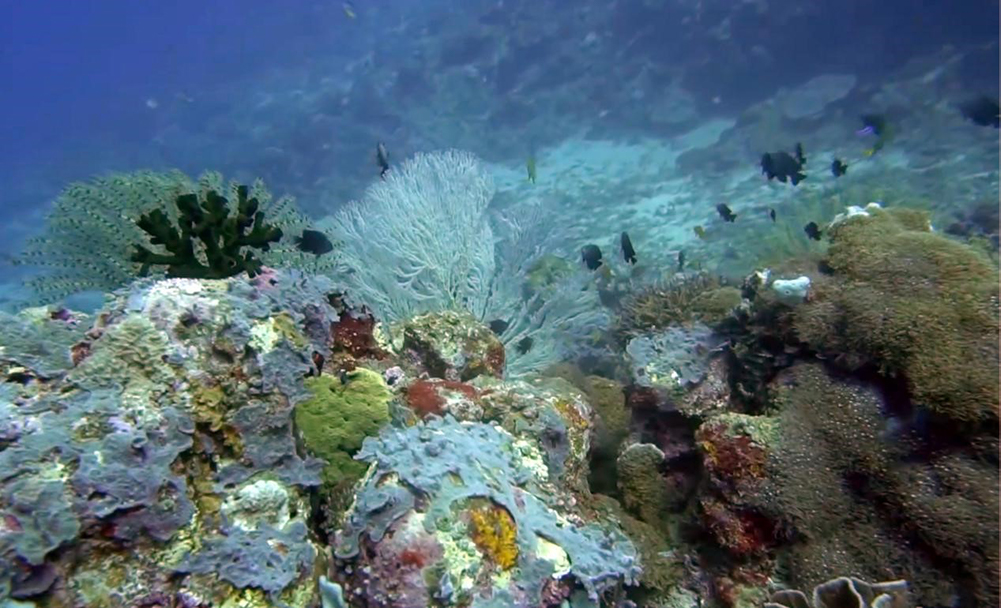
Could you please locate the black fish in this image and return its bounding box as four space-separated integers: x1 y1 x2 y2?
376 142 390 178
831 158 848 177
716 203 737 222
488 319 509 335
761 143 807 185
768 208 776 222
581 244 603 270
295 229 334 255
621 232 637 264
959 96 1000 128
515 336 533 355
860 114 888 137
677 250 685 272
804 221 822 241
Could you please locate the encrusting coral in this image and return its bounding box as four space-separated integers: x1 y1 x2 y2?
468 501 519 570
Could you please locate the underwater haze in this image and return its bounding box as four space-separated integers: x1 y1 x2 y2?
0 1 998 607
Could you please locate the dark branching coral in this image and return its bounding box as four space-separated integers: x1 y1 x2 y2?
794 207 999 423
132 186 282 279
15 170 335 303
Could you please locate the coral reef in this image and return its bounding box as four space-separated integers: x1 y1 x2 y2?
616 443 671 533
0 307 90 378
794 207 1000 423
0 270 353 607
333 415 641 606
393 309 505 381
615 273 735 340
627 323 720 394
765 576 909 608
762 364 998 607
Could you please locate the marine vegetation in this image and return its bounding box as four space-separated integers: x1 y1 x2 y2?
132 185 283 279
14 170 335 303
795 207 1000 423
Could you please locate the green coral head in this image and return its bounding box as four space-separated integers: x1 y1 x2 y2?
295 368 392 491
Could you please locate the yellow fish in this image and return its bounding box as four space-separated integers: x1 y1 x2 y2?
526 156 537 184
693 225 707 240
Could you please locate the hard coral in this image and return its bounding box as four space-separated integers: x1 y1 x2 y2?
132 185 283 279
615 273 723 340
766 576 909 608
294 369 391 492
795 207 999 423
396 310 505 380
765 363 999 607
468 502 519 570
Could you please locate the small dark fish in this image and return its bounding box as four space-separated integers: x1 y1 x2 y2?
677 250 685 272
804 221 822 241
716 203 737 222
581 244 603 270
831 158 848 177
761 143 807 185
621 232 637 264
339 369 352 385
295 229 334 256
376 142 390 178
768 208 776 222
516 336 533 355
693 225 707 239
488 319 509 335
959 96 1000 128
859 114 887 137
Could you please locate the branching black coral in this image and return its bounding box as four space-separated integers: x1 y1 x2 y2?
132 186 282 279
15 170 334 304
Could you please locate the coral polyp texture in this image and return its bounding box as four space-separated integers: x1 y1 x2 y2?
794 206 1000 423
